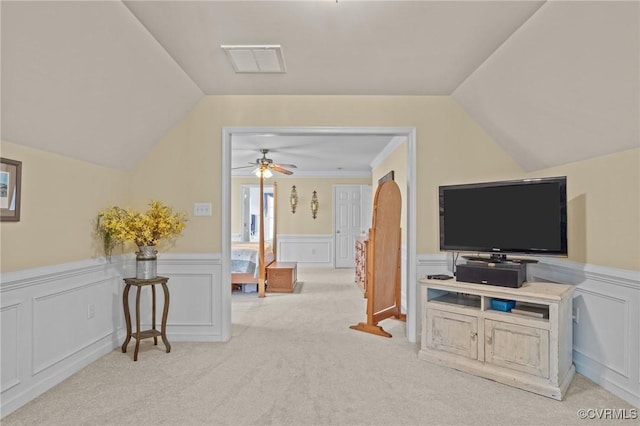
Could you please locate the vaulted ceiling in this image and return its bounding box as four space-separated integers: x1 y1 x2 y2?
1 1 638 172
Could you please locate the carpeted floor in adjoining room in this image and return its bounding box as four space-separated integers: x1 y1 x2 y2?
2 267 635 425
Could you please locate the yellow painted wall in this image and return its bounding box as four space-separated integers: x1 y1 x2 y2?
0 140 130 271
527 148 640 270
4 96 638 272
430 147 640 271
280 177 371 235
231 176 370 237
130 95 524 256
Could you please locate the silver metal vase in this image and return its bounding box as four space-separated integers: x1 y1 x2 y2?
135 245 157 279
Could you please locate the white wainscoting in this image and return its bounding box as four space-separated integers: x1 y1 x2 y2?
277 234 334 267
528 258 640 408
415 253 640 408
0 257 129 418
2 252 637 415
156 253 223 342
0 252 223 418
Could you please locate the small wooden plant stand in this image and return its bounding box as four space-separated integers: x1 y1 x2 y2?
350 180 406 338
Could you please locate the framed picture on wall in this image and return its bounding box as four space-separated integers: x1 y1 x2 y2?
378 170 394 185
1 157 22 222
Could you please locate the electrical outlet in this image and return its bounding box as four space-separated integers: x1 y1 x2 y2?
87 303 95 319
572 306 579 324
193 202 212 217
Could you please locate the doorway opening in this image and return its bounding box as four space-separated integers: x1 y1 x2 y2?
222 127 417 342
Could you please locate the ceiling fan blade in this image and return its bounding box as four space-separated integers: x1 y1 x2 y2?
232 165 255 170
271 165 293 175
276 163 297 168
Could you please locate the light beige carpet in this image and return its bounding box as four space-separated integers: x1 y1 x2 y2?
2 267 635 425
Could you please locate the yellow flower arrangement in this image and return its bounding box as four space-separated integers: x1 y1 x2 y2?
96 200 187 258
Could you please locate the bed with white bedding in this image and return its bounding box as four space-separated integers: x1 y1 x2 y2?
231 242 275 286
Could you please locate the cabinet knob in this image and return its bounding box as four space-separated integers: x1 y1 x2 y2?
470 331 477 340
486 336 492 345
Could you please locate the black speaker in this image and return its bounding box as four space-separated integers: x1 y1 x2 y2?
456 262 526 288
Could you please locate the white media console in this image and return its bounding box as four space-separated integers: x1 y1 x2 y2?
419 278 575 400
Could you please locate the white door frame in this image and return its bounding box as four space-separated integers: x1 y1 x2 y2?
222 126 417 342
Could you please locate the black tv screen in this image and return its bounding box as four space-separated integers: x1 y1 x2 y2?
439 176 567 257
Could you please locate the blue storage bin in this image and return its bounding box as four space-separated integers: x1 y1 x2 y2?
491 298 516 312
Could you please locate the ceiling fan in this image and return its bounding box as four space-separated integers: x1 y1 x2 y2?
233 149 297 177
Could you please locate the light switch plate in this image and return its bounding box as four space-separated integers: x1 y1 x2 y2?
194 202 212 217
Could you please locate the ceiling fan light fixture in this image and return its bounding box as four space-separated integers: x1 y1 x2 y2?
221 45 286 73
254 166 273 178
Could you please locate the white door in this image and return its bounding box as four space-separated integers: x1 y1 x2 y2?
334 185 364 268
361 185 372 232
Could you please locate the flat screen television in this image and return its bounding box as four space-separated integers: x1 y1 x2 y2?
439 176 567 260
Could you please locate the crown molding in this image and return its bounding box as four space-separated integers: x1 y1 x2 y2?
370 136 407 169
232 170 371 178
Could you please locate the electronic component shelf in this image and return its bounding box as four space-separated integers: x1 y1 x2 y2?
419 278 575 400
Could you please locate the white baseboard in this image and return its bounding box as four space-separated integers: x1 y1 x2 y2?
0 332 118 417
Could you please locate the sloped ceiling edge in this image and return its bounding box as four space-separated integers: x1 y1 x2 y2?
0 1 203 171
452 1 639 172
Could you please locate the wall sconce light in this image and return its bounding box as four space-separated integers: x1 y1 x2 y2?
310 190 319 219
290 185 298 213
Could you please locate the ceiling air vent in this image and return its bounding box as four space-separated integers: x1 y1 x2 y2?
221 45 286 73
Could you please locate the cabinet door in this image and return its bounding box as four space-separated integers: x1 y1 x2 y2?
485 320 549 378
426 309 478 359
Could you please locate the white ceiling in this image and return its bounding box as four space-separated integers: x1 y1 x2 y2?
1 1 638 173
231 132 402 177
123 0 544 96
